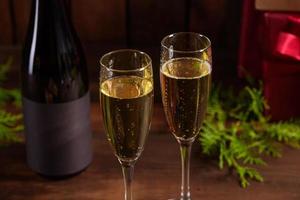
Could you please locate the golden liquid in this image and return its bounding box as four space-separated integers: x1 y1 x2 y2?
160 57 211 141
100 76 154 162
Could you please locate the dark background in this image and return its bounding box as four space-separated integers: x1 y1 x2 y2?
0 0 243 101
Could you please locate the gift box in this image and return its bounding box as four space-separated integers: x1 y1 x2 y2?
263 13 300 60
263 60 300 121
256 0 300 12
238 0 300 78
238 0 300 120
262 13 300 120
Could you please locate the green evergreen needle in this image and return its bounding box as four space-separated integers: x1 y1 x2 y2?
199 83 300 188
0 58 23 146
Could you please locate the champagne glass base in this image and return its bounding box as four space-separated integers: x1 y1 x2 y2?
168 193 192 200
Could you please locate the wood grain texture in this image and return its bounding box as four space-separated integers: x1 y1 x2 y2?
0 103 300 200
71 0 126 44
12 0 31 44
129 0 185 47
190 0 227 42
190 0 242 49
0 0 13 45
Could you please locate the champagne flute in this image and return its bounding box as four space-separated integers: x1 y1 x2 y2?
100 49 154 200
160 32 212 200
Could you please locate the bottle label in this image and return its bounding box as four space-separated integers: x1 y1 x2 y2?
22 92 93 176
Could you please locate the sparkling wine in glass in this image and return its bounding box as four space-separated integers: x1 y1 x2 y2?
160 32 212 200
100 50 154 200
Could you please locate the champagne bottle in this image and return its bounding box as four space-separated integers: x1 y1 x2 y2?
22 0 92 176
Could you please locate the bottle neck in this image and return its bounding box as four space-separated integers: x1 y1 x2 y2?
28 0 77 50
30 0 72 26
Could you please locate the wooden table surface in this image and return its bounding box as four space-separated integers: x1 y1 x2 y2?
0 103 300 200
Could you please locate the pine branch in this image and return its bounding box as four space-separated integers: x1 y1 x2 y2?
0 58 23 145
0 88 22 107
199 83 300 188
0 57 12 82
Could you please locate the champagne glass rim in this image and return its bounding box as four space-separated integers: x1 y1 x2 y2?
99 49 152 73
161 32 211 53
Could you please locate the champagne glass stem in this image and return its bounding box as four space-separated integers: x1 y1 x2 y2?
179 141 193 200
121 163 134 200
